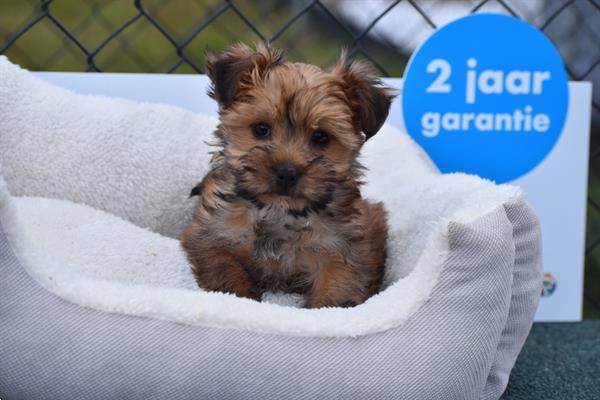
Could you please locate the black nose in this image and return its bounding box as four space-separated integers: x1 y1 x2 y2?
274 165 300 194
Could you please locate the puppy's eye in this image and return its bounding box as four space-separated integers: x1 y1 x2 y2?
253 123 272 139
311 130 329 147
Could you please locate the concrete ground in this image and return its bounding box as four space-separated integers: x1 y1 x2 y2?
501 321 600 399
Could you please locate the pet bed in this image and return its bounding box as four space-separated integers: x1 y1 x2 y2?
0 57 542 400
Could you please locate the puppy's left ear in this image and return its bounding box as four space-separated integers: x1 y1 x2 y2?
335 56 395 141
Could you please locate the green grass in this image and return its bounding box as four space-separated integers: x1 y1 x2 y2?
0 0 407 75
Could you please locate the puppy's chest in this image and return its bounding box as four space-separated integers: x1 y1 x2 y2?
220 205 343 271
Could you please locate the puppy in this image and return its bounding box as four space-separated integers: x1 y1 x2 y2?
181 43 394 308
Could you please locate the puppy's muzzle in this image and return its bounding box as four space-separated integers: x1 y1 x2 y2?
274 165 301 195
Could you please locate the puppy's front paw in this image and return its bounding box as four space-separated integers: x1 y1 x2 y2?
197 262 262 301
305 292 361 309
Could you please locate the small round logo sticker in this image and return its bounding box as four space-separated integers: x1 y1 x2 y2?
402 14 569 183
542 272 557 297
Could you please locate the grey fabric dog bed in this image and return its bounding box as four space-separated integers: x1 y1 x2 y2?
0 57 543 399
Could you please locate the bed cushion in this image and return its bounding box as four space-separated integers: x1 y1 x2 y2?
0 56 542 399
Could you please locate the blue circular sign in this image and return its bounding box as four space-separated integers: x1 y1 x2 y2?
402 14 569 183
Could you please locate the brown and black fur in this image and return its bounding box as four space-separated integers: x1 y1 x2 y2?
180 43 394 308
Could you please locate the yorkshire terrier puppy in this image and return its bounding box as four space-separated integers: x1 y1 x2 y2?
181 43 393 308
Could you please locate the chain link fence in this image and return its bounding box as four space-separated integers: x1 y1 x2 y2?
1 0 599 316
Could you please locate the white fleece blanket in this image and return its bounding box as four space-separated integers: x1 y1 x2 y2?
0 57 522 336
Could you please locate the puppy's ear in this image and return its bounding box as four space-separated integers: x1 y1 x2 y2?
206 42 284 109
334 54 395 140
